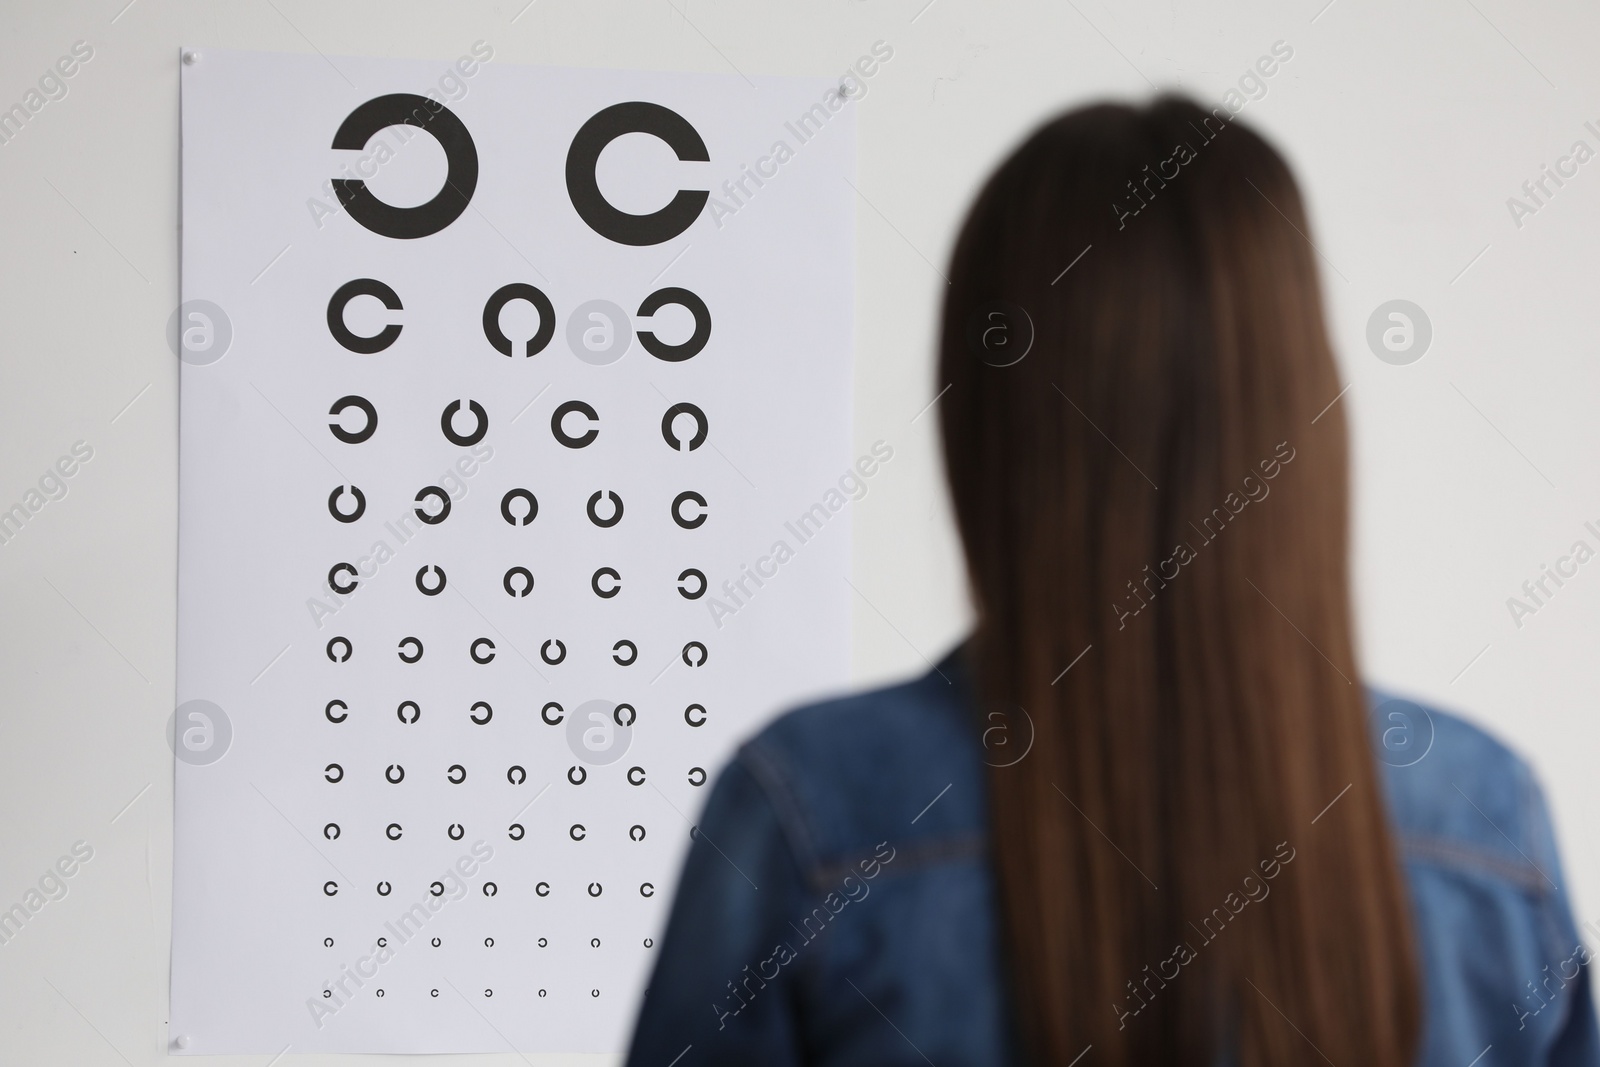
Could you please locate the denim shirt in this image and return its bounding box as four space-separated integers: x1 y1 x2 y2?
625 645 1600 1067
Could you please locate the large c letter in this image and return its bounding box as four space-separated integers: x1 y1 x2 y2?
565 102 709 246
331 94 478 240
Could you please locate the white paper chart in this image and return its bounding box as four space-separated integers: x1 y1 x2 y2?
173 47 853 1054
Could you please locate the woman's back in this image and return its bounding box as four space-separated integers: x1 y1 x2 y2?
628 95 1599 1064
625 647 1599 1066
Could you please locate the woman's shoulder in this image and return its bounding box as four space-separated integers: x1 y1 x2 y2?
1366 693 1599 1062
729 646 990 888
1368 688 1564 893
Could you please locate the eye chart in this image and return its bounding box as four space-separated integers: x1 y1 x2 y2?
173 47 853 1054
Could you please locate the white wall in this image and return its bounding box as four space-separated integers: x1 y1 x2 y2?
2 0 1596 1062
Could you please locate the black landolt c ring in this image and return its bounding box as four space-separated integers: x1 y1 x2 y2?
661 402 708 450
637 288 711 362
482 283 555 357
331 94 478 240
328 395 377 444
587 490 623 527
592 567 621 598
414 485 451 524
328 485 366 522
441 400 488 446
677 568 706 599
551 400 599 448
416 565 447 595
565 102 709 246
327 278 403 353
328 563 359 595
503 567 534 597
501 489 537 525
671 491 707 529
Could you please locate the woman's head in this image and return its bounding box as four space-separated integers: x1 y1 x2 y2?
941 96 1341 641
939 97 1418 1066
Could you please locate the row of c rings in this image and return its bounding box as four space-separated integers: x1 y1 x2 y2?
327 396 708 452
327 279 709 363
329 485 707 530
326 636 708 668
321 763 708 787
320 822 658 843
327 562 711 601
320 879 656 899
323 699 708 728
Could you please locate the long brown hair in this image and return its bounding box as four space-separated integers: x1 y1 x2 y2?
938 97 1419 1065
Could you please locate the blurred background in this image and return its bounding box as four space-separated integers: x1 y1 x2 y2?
2 0 1597 1062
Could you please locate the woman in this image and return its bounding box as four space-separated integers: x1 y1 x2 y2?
625 97 1599 1066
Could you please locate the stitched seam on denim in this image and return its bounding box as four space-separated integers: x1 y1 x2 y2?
1403 835 1546 892
735 751 848 997
811 835 987 887
736 740 825 890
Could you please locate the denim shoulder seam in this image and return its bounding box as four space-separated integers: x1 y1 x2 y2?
1402 834 1550 894
735 739 827 892
811 834 988 888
